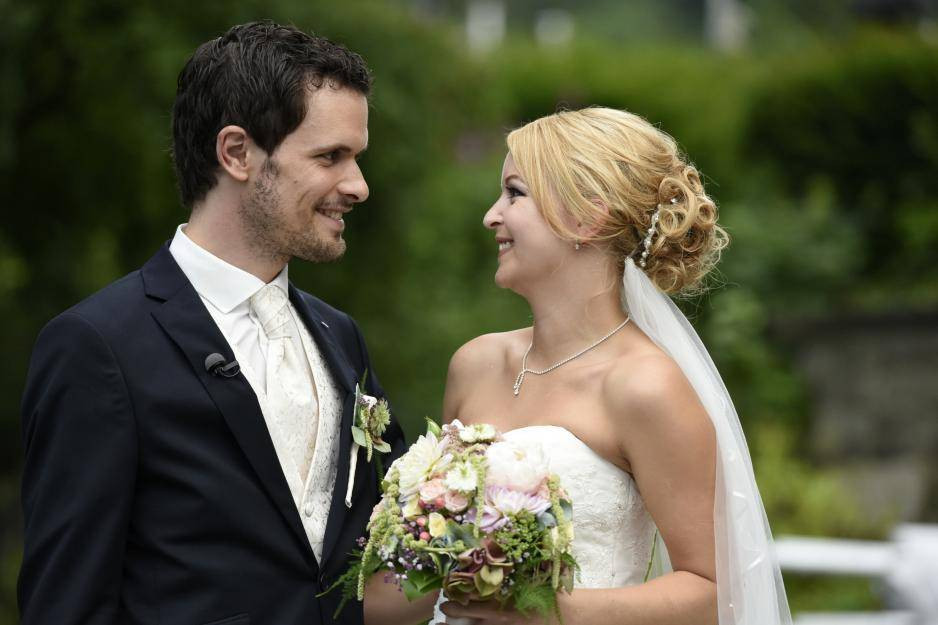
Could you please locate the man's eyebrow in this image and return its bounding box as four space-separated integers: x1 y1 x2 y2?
311 143 368 156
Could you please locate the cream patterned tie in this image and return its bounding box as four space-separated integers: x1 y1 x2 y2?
250 284 318 480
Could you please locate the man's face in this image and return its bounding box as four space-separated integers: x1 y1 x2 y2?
239 84 369 264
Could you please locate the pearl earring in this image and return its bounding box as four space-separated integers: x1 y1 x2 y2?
574 241 581 250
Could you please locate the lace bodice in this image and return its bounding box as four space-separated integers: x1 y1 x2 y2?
434 425 657 621
504 425 657 588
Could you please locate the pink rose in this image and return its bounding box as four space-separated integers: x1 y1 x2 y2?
444 490 469 512
419 478 446 503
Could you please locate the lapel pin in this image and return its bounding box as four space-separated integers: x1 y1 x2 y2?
321 321 329 328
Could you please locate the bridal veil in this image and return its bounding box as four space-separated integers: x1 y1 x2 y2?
622 257 793 625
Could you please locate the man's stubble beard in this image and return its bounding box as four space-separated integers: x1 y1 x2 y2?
238 158 347 265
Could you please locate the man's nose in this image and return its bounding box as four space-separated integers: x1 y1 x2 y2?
339 161 369 203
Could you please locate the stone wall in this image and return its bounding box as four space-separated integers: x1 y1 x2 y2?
781 311 938 522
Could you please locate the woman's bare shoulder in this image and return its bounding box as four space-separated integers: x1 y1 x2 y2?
604 348 690 412
443 329 529 423
448 329 528 378
601 344 712 442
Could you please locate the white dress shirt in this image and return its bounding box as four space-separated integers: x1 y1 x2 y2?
168 224 307 395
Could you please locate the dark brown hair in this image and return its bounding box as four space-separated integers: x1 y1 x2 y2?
171 20 372 208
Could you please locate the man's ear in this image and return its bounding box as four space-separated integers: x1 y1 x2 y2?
215 125 253 183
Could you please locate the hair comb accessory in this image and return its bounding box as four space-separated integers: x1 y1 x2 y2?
639 196 678 268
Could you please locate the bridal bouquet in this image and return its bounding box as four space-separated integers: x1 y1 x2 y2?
328 419 577 619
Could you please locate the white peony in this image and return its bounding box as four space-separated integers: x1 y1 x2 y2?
395 432 452 499
484 439 550 493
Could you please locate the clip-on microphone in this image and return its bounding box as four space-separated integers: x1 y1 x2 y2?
204 353 240 378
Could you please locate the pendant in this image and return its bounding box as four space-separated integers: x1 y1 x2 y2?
513 371 524 396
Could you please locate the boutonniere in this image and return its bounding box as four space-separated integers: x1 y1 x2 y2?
345 371 392 508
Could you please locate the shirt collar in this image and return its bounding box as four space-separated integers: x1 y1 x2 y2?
168 224 290 314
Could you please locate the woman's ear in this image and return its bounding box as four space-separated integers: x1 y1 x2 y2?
576 198 611 240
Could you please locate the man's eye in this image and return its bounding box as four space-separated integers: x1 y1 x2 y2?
320 150 340 162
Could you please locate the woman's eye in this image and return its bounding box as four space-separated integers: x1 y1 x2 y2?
506 186 524 199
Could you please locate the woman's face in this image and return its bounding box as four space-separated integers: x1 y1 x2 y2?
483 154 573 292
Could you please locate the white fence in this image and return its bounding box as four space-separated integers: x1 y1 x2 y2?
776 524 938 625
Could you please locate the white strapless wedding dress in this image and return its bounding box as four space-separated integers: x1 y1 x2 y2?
433 424 658 622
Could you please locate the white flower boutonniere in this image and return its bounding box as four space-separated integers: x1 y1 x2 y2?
345 371 392 508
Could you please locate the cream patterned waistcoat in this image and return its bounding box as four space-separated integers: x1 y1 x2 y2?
230 302 344 564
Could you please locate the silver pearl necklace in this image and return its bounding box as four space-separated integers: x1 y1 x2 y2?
513 317 631 396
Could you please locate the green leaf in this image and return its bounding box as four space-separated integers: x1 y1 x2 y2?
373 440 392 453
448 520 481 549
353 385 363 416
351 426 368 448
560 500 573 520
511 579 558 620
411 568 444 593
400 569 442 601
440 557 453 578
400 577 421 601
425 417 443 437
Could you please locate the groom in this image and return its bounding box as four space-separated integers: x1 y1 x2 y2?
19 21 406 625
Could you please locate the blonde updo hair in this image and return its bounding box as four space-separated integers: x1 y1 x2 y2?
506 107 728 295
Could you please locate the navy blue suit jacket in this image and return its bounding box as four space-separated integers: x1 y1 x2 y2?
19 246 406 625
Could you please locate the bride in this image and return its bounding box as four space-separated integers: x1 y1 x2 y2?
432 107 791 625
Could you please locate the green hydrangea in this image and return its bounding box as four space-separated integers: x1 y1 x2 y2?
493 511 541 563
372 399 391 434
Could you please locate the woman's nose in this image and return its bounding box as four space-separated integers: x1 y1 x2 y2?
483 200 503 230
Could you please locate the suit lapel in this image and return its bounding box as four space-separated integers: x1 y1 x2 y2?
288 286 362 566
143 248 316 567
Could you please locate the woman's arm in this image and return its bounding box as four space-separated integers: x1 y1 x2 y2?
440 352 719 625
366 334 504 625
364 573 439 625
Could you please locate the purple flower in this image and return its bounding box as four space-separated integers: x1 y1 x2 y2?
463 506 510 533
486 486 551 515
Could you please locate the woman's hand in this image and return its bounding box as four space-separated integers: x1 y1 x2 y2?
437 600 556 625
363 574 439 625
